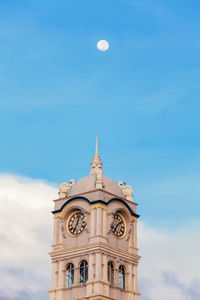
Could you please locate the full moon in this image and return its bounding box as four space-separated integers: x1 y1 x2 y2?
97 40 109 51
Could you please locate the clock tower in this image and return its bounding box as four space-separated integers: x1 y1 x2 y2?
49 141 140 300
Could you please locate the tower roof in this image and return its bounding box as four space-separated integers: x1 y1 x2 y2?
68 137 124 197
68 174 124 198
58 138 133 201
90 135 103 176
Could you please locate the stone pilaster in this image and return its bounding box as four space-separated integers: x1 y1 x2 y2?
53 216 59 246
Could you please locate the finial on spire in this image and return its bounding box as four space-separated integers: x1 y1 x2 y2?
96 130 98 154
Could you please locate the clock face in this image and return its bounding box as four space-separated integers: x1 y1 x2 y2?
110 213 125 238
68 212 86 236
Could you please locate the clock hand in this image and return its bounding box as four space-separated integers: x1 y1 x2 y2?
114 221 123 234
111 219 118 231
74 215 80 233
73 217 79 233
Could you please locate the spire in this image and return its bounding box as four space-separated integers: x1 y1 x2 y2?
96 134 98 154
90 135 104 188
90 136 103 175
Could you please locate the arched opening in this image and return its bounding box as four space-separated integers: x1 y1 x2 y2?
107 261 114 285
118 265 125 289
80 260 88 285
66 263 74 288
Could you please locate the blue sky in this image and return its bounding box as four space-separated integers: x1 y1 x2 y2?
0 0 200 229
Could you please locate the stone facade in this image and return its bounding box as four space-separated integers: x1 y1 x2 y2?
49 143 140 300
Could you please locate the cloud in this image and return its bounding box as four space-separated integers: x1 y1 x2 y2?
0 174 57 300
138 222 200 300
0 174 199 300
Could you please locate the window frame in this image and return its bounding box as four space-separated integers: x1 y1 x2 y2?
80 260 88 285
66 263 74 288
107 261 114 285
118 265 125 289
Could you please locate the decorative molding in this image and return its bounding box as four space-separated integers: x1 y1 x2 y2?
55 199 85 219
91 203 107 210
61 219 67 238
53 197 140 219
58 179 75 199
126 220 134 241
118 181 133 201
131 216 138 222
54 214 60 219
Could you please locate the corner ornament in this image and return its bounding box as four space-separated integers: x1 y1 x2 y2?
61 219 67 238
58 179 75 199
118 181 133 201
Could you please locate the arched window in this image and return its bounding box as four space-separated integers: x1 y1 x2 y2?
118 265 125 289
80 260 88 285
107 261 114 285
66 263 74 288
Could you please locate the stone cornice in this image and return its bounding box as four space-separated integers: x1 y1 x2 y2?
49 242 141 263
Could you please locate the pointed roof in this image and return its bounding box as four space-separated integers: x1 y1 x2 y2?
67 137 124 198
58 138 134 201
90 135 103 176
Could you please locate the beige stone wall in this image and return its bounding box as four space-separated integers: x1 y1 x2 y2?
49 191 140 300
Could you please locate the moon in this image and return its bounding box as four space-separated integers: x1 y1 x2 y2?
97 40 109 51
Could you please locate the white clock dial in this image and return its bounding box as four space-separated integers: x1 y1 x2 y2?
110 213 125 237
68 212 86 235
